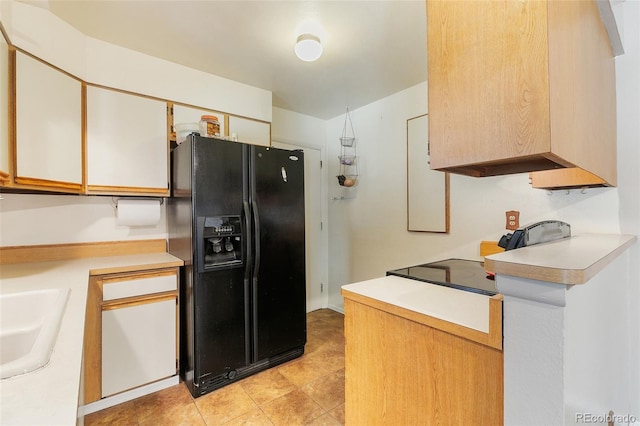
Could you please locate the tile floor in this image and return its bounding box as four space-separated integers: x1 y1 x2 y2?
85 309 345 426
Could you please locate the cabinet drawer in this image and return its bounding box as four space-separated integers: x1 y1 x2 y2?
102 271 177 301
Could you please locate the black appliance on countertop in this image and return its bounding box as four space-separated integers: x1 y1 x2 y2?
168 134 306 398
387 258 497 296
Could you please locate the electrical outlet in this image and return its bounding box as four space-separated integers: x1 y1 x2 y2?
506 210 520 230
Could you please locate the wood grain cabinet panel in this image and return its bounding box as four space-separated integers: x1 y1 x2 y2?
427 0 617 189
344 298 503 425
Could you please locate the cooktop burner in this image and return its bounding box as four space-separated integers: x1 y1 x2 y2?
386 258 497 296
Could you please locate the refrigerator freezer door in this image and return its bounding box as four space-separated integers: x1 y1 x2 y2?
251 146 307 361
190 138 252 386
192 138 247 218
193 268 248 376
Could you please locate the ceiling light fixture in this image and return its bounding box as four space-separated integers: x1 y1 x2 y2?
295 33 322 62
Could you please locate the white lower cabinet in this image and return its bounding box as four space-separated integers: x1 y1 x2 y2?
84 268 179 403
101 299 176 397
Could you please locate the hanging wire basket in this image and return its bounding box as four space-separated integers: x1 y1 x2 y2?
340 107 356 146
337 174 358 187
338 155 356 165
337 107 358 187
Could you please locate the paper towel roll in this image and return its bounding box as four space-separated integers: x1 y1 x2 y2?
116 199 161 226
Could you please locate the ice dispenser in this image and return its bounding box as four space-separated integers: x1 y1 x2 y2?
197 215 243 271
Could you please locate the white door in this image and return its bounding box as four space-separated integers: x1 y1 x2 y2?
272 142 325 312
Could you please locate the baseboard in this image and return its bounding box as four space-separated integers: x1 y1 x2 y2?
78 375 179 417
327 303 344 315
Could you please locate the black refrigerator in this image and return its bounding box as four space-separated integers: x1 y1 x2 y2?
168 134 306 397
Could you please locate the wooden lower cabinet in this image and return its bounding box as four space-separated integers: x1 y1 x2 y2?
344 298 503 425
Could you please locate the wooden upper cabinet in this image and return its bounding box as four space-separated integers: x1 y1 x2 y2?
86 86 169 196
426 0 617 188
14 51 83 192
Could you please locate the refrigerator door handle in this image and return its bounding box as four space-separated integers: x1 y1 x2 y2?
251 200 261 361
252 201 261 281
242 201 252 365
243 201 253 276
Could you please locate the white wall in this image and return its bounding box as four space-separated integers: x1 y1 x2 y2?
613 0 640 418
0 193 166 246
272 107 327 149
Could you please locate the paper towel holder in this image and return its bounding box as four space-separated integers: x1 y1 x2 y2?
113 197 164 227
112 196 165 208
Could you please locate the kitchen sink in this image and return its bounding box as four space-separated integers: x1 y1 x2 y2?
0 288 70 380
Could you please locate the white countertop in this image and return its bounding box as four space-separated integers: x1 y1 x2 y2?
485 233 636 284
0 252 182 426
342 275 492 333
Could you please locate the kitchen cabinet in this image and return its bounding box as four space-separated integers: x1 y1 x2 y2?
172 104 226 141
342 278 503 425
172 104 270 147
0 34 9 186
427 0 617 188
86 86 169 196
84 267 179 403
227 115 270 147
14 51 83 193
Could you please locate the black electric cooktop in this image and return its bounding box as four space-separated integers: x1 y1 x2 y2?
386 258 497 296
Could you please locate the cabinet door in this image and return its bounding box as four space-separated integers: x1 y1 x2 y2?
102 298 176 397
426 0 551 172
86 86 168 195
228 116 270 147
173 104 225 137
15 52 82 192
0 35 9 185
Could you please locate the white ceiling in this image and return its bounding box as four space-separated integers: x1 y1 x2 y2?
45 0 427 120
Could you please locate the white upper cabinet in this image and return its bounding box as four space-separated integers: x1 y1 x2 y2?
0 35 9 185
173 104 270 147
86 86 169 195
228 116 270 147
15 51 83 192
173 104 225 138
